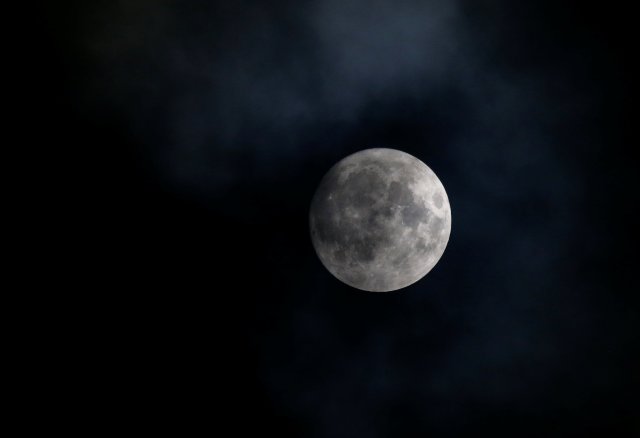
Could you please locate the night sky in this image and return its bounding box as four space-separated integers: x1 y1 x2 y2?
47 1 636 436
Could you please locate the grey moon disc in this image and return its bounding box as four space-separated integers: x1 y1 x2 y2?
309 148 451 292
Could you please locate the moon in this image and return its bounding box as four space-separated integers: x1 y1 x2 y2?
309 148 451 292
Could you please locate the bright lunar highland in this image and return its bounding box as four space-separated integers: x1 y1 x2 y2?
309 148 451 292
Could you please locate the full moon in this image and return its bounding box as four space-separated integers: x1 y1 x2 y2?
309 148 451 292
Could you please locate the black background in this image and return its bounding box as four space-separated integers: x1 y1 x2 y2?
44 1 636 436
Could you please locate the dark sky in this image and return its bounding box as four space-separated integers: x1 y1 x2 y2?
48 1 636 436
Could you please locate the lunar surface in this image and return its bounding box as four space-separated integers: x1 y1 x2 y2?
309 148 451 292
